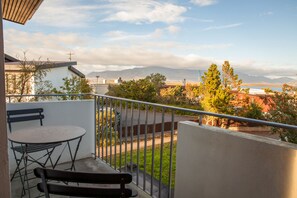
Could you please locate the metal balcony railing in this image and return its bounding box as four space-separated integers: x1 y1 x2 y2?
6 93 297 198
93 94 297 198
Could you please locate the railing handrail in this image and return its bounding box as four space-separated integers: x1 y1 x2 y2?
93 94 297 131
6 93 297 131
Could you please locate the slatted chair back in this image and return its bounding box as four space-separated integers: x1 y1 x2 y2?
7 108 44 132
34 168 138 198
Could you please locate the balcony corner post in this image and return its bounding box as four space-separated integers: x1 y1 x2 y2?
0 1 11 197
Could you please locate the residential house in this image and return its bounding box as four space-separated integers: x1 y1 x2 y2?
4 54 85 95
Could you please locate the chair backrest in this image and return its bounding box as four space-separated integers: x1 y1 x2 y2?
34 168 137 198
7 108 44 132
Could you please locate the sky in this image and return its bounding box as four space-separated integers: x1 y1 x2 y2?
3 0 297 77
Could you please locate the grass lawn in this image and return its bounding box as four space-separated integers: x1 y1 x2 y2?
113 141 177 188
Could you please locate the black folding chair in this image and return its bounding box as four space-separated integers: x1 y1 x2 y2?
7 108 61 183
34 168 138 198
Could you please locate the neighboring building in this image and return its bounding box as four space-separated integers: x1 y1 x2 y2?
92 84 109 94
235 92 273 112
114 77 123 84
4 54 85 94
88 76 123 94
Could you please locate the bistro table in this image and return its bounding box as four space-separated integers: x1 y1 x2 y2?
8 125 86 197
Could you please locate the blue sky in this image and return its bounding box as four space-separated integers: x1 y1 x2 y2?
3 0 297 77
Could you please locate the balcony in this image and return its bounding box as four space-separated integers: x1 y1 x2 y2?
6 94 297 198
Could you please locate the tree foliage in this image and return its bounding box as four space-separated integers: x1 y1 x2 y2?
5 53 53 102
108 77 157 102
107 73 166 102
241 102 264 120
198 61 266 126
266 84 297 143
222 61 242 91
200 64 233 114
160 85 185 104
145 73 166 96
53 75 92 100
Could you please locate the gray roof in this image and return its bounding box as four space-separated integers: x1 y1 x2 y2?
4 54 20 62
4 55 85 78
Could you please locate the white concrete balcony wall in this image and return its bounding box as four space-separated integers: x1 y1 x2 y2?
6 100 95 173
175 121 297 198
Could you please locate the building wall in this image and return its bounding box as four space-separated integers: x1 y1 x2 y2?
43 67 75 90
6 100 95 173
175 121 297 198
92 84 109 94
5 66 80 95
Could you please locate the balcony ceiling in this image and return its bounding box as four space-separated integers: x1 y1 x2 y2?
1 0 43 25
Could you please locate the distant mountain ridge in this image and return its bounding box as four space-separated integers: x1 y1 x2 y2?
87 66 294 84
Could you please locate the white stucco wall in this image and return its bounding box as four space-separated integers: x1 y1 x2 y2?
175 121 297 198
6 100 95 173
42 67 74 90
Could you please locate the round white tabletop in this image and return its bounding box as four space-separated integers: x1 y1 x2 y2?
8 125 86 144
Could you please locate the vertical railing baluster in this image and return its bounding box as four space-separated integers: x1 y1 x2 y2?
109 99 113 165
199 114 203 125
95 96 98 159
150 106 156 196
124 102 128 171
143 104 148 191
101 97 104 160
114 100 118 170
105 98 108 162
168 111 175 198
119 100 123 172
130 102 134 173
136 103 141 186
159 107 165 198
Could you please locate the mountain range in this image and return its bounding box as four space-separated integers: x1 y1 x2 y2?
87 66 294 84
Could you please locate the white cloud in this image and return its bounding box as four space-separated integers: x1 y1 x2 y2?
203 23 242 31
4 29 89 60
104 31 127 38
33 0 101 27
190 0 217 7
166 25 181 33
101 0 187 24
3 29 215 72
137 41 233 51
4 29 296 76
104 26 180 41
260 11 274 16
104 30 159 41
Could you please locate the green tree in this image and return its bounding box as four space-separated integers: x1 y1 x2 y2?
266 84 297 143
222 61 242 91
160 85 185 104
108 78 157 102
54 75 92 100
241 102 264 120
200 64 232 114
145 73 166 96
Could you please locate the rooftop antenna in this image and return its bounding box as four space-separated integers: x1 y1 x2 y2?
67 52 74 61
96 76 100 85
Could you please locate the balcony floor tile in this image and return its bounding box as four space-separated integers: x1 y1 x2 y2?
11 158 150 198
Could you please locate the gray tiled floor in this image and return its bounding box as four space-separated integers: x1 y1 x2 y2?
11 158 151 198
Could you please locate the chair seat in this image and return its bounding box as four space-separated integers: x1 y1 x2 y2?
12 143 62 154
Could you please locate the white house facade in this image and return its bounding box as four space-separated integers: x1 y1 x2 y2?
4 54 85 94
